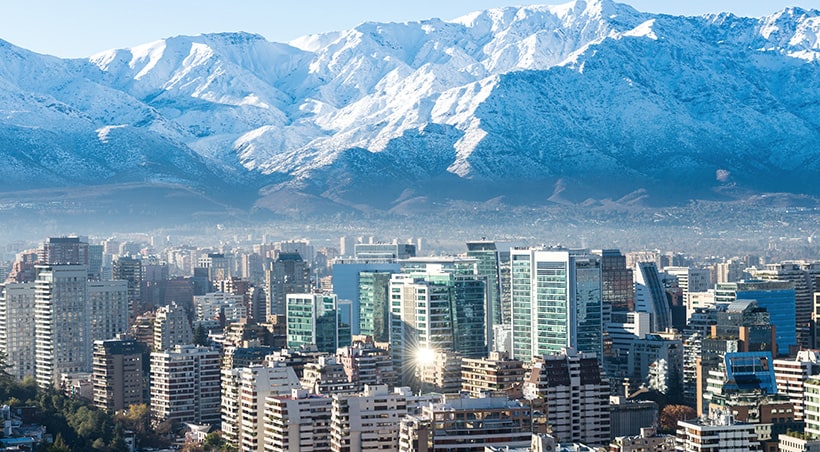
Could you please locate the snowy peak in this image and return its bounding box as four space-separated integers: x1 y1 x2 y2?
1 1 820 213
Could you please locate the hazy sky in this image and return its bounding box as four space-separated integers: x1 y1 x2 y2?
1 0 817 58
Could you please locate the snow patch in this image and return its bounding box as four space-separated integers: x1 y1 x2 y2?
623 19 658 40
96 125 127 144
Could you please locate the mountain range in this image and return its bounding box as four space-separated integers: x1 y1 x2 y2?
1 0 820 219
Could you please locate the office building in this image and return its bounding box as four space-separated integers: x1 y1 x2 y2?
357 271 394 341
715 280 795 356
39 237 88 266
354 243 415 260
510 248 602 361
113 256 142 318
592 249 635 312
266 253 310 317
664 266 711 308
608 397 659 439
92 336 144 412
389 268 486 385
634 261 672 333
286 293 352 353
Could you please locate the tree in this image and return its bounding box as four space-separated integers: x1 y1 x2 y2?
194 324 209 346
660 404 696 432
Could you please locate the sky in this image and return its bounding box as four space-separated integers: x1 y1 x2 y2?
1 0 818 58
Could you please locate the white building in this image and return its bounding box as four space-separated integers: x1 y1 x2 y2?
263 388 332 452
153 301 193 351
330 384 408 451
0 282 36 380
675 412 759 451
88 280 129 342
221 362 300 450
774 350 820 421
34 264 90 388
194 292 246 324
150 345 220 425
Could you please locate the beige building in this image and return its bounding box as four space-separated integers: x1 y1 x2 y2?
92 336 144 412
150 345 220 425
0 282 36 380
461 351 525 398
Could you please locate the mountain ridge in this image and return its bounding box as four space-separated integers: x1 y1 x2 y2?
1 0 820 218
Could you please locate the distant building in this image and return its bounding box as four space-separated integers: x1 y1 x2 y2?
266 253 310 317
153 301 193 351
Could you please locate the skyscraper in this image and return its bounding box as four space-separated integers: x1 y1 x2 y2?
0 282 36 380
509 248 602 361
92 336 144 412
634 261 672 333
286 293 352 353
715 280 796 356
34 264 90 388
150 345 220 426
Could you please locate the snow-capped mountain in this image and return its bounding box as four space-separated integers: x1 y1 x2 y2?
2 0 820 214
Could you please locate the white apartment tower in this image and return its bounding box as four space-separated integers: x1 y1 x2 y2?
34 264 90 388
0 282 36 380
150 345 221 425
221 362 300 450
330 384 408 452
263 388 333 452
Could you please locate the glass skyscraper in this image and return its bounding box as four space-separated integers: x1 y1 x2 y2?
510 249 602 361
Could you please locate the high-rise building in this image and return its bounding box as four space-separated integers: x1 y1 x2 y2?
388 268 486 384
634 261 672 333
510 248 602 361
749 262 820 350
39 237 88 266
774 350 820 421
332 261 399 337
113 256 142 318
398 394 532 451
34 264 90 388
628 334 683 397
266 253 310 317
466 240 519 329
0 282 36 380
263 388 333 452
523 349 611 445
153 301 193 351
150 345 220 426
286 293 352 354
92 336 144 412
715 280 795 356
592 249 635 312
357 271 392 342
87 280 129 343
221 362 300 447
353 243 415 260
330 385 408 452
